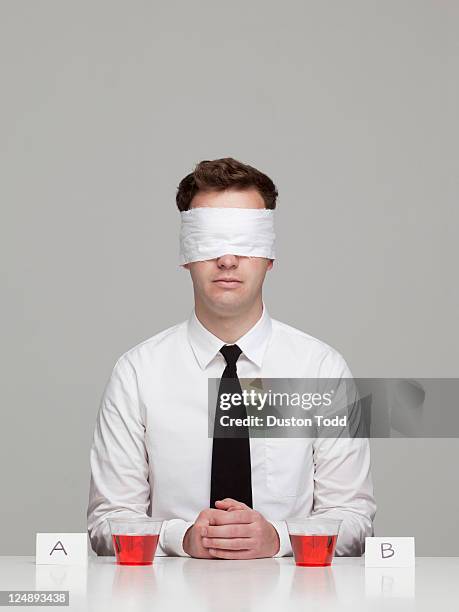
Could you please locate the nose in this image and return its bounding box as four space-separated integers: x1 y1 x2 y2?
217 254 239 268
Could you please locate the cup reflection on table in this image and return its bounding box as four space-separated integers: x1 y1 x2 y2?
286 518 342 567
108 517 163 566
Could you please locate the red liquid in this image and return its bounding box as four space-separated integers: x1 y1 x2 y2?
112 534 159 566
290 534 338 567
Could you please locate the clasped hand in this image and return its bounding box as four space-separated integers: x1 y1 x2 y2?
183 498 280 559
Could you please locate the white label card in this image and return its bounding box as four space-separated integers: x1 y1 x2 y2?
365 537 415 567
36 533 88 565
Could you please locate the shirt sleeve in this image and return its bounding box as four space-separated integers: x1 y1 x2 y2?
86 355 192 557
310 351 377 556
269 520 293 557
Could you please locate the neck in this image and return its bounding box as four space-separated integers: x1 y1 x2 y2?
194 297 264 344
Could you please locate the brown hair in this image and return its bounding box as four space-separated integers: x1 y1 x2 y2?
176 157 278 211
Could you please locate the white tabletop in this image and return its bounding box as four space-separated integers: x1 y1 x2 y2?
0 556 458 611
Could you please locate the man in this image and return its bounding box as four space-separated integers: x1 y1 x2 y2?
87 157 376 559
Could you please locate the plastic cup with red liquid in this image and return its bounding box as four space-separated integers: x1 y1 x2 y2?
286 518 342 567
108 517 163 566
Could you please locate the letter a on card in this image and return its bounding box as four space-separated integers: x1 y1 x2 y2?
36 533 88 565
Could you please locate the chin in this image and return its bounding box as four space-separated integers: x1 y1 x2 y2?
207 292 245 311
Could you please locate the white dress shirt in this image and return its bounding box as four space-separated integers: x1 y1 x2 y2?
87 301 376 558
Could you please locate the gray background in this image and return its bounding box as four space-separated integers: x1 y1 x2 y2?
1 1 458 555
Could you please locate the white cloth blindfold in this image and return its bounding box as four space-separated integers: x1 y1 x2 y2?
179 207 276 265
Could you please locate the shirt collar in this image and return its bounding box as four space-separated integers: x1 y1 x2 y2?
187 300 273 370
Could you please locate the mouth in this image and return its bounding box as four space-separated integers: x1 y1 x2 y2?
213 278 243 288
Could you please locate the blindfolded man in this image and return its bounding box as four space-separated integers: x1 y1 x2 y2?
87 157 376 559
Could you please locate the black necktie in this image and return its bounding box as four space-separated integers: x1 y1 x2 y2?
210 344 253 509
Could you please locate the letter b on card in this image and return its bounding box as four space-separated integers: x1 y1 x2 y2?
365 537 415 567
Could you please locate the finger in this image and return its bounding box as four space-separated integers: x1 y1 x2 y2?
205 524 252 538
212 509 255 525
216 501 247 512
194 516 210 531
215 502 244 511
215 498 250 509
209 548 255 560
202 509 237 526
203 537 255 550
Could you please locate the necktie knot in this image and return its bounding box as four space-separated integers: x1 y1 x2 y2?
219 344 242 369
